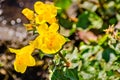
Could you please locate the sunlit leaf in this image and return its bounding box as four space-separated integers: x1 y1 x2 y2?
54 0 72 13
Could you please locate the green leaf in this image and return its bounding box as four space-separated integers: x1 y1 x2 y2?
109 17 117 25
38 51 45 59
51 69 68 80
77 11 103 29
76 11 90 29
64 68 79 80
65 37 71 42
58 16 72 29
98 34 108 45
102 48 115 62
54 0 72 13
107 70 114 76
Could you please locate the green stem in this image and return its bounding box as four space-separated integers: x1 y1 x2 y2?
58 52 70 67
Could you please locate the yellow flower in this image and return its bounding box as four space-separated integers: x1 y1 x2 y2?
34 1 57 17
9 45 35 73
22 1 58 24
34 1 58 24
34 23 66 54
22 8 34 20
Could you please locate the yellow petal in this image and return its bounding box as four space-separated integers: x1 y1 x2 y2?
41 44 60 54
22 8 34 20
47 17 57 24
9 45 34 55
57 34 66 45
27 55 36 66
9 48 19 55
34 1 44 14
33 36 42 49
14 56 27 73
20 45 34 55
35 15 46 24
40 45 53 54
49 23 59 32
36 23 48 34
46 4 57 17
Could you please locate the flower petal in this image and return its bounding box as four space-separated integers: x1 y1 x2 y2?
14 56 27 73
49 23 59 32
33 36 42 49
22 8 34 20
47 17 57 24
57 34 66 45
36 23 48 34
35 15 46 24
21 45 34 55
9 48 19 55
27 55 36 66
34 1 44 14
46 4 57 17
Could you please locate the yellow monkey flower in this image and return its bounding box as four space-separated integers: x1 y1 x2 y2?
34 1 57 17
34 1 57 24
22 1 58 25
34 23 66 54
9 45 35 73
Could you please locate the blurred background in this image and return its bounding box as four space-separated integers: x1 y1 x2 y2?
0 0 120 80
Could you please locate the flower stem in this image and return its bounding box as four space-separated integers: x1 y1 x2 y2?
58 52 70 67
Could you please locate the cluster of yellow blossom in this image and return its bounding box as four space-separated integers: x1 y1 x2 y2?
22 1 58 30
9 1 66 73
